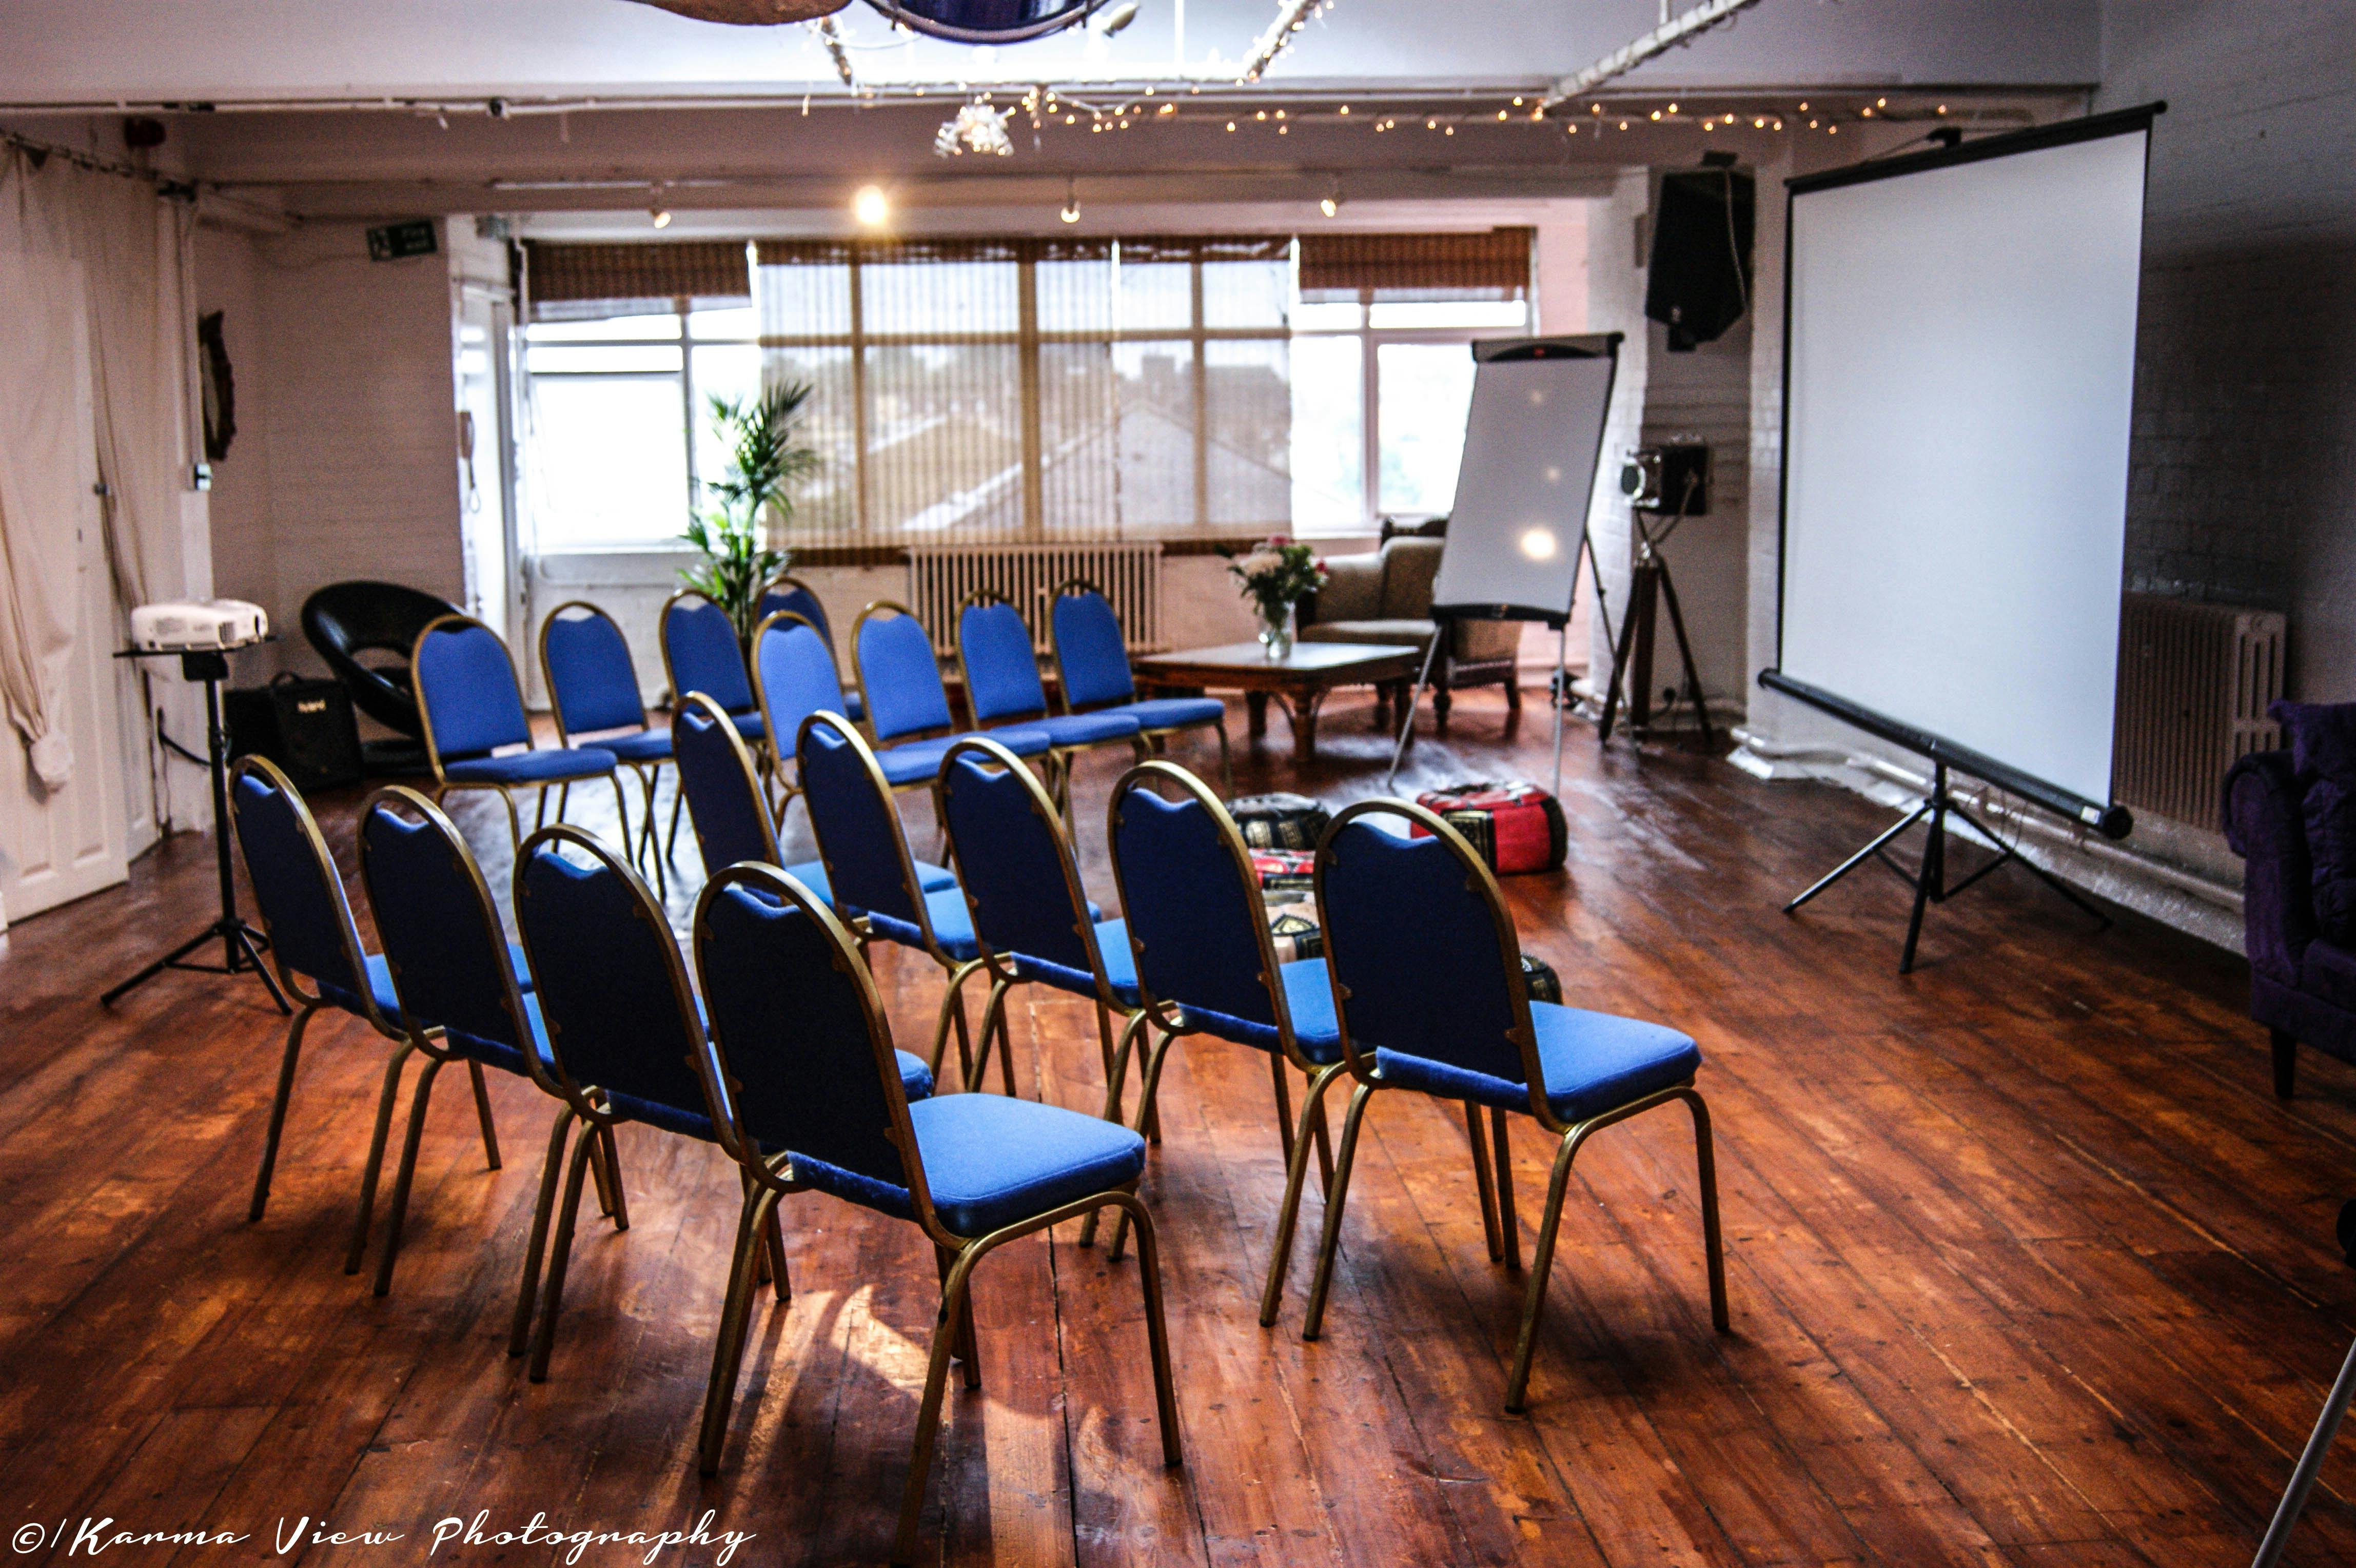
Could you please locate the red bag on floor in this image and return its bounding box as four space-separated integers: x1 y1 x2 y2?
1413 781 1568 874
1249 848 1317 898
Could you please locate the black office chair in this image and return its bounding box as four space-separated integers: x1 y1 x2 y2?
303 581 461 773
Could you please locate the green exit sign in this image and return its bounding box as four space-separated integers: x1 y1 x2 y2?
366 219 439 262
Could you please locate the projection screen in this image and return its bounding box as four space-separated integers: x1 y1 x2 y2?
1773 109 2153 816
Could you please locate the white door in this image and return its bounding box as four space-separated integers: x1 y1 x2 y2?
0 249 129 926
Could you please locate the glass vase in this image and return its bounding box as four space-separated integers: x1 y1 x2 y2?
1258 601 1296 662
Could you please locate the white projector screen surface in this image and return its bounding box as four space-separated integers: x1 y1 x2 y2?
1432 351 1616 620
1779 125 2148 806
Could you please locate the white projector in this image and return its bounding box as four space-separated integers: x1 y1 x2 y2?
130 599 269 653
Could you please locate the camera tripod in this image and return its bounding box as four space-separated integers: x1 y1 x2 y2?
1596 504 1717 751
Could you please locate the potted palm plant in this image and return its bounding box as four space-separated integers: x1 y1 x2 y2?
679 381 821 645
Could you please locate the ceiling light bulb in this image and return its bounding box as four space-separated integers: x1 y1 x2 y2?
853 184 889 227
1061 195 1080 224
650 207 671 229
1667 101 1679 113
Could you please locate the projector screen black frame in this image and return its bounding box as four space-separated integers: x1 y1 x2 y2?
1760 102 2164 845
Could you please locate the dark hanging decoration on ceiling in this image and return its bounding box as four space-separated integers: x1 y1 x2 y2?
624 0 848 23
862 0 1108 44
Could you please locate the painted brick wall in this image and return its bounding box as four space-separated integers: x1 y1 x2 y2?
2099 0 2356 699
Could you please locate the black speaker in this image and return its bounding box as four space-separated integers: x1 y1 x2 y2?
1645 158 1755 351
227 673 364 793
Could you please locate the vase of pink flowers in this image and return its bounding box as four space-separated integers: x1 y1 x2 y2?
1227 536 1328 662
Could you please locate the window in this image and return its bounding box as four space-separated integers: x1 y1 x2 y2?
752 237 1292 544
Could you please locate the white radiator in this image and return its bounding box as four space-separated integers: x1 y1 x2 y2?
906 542 1164 656
2112 593 2284 829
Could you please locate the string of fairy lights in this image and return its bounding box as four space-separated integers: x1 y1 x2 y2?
927 84 1986 157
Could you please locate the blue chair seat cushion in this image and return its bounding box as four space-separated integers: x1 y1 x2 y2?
731 710 767 741
605 1087 718 1142
1037 711 1142 747
443 746 617 785
842 690 866 722
1373 1003 1700 1123
591 729 673 763
1160 957 1343 1065
783 856 958 901
332 944 536 1024
441 991 560 1080
1012 917 1142 1008
865 886 980 962
875 728 1054 786
910 1093 1146 1236
1121 697 1226 731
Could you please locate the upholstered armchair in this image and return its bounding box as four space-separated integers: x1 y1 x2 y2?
1298 536 1522 727
2225 749 2356 1096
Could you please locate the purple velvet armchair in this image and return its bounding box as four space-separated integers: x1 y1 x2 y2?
2225 749 2356 1096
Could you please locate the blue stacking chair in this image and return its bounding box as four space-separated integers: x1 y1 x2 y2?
851 600 1054 799
353 786 623 1302
227 756 503 1227
755 572 862 721
672 688 956 901
660 589 772 795
514 827 937 1382
957 591 1143 821
1049 581 1231 792
1300 798 1730 1411
413 613 621 849
935 735 1144 1105
690 859 1178 1558
1088 761 1341 1293
539 600 682 894
797 711 1005 1087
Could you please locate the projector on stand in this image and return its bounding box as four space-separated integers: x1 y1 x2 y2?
129 599 269 653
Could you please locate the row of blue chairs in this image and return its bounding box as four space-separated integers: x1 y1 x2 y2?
400 576 1232 899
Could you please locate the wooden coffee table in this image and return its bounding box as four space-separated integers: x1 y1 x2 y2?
1133 640 1423 762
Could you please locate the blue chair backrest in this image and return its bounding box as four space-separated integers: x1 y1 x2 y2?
939 742 1090 973
416 619 529 760
662 594 755 715
696 871 914 1208
856 607 953 742
753 614 850 740
959 600 1048 724
1319 814 1525 1084
671 693 779 873
1110 780 1277 1030
542 603 645 738
757 579 832 646
516 831 712 1123
797 715 922 926
1052 589 1135 710
358 791 529 1053
229 760 366 1001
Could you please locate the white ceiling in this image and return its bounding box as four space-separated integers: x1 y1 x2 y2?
6 0 2100 106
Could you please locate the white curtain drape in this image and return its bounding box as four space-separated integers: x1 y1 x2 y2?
1 144 207 833
0 250 79 789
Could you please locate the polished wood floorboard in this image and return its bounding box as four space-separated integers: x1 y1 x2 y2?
5 690 2355 1567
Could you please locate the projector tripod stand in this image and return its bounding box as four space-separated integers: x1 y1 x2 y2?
1785 758 2110 974
1597 518 1716 751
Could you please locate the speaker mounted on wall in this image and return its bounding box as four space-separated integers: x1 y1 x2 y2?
1645 152 1756 351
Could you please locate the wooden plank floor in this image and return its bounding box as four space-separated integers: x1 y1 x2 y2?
6 687 2356 1567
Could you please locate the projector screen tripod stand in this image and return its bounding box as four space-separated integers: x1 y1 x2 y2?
1785 757 2110 974
101 646 289 1016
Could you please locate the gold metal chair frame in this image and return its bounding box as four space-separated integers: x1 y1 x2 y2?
1295 797 1732 1413
508 824 774 1382
687 861 1182 1565
351 787 626 1303
672 690 790 875
1047 577 1234 795
952 587 1149 826
1080 761 1343 1303
658 586 779 810
931 734 1149 1107
795 711 989 1090
536 598 684 896
228 757 504 1238
413 612 630 853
